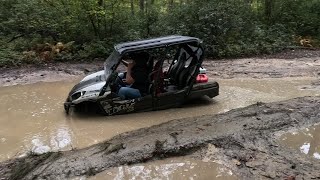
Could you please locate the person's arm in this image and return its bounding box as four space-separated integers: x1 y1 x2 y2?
125 62 135 84
121 59 129 67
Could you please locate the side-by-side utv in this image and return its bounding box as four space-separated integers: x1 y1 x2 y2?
64 36 219 115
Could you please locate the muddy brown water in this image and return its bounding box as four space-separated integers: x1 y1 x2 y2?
88 157 236 180
280 124 320 160
86 143 237 180
0 77 319 179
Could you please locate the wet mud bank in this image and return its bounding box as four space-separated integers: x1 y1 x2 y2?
0 61 102 87
1 49 320 87
1 96 320 179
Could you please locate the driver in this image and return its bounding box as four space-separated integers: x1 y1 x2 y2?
118 52 149 100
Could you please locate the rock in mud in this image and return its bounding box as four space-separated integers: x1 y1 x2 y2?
0 96 320 180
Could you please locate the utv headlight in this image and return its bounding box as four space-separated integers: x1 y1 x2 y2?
71 91 86 101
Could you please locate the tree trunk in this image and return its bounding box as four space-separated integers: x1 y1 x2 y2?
139 0 144 12
168 0 174 11
131 0 135 15
145 0 148 13
264 0 274 24
80 0 100 38
109 2 115 36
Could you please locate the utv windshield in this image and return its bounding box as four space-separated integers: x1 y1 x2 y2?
104 51 120 79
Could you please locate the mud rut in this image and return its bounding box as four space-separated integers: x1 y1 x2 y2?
0 96 320 179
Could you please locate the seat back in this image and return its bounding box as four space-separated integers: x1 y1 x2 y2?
168 51 187 84
177 56 199 89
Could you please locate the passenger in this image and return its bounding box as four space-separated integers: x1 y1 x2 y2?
118 52 149 100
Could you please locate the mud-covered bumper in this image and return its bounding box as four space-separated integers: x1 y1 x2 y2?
64 100 74 114
188 81 219 99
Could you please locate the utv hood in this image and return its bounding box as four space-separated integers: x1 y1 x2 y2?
68 70 107 96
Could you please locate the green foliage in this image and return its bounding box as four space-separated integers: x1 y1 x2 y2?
0 0 319 66
76 40 111 60
154 0 296 57
0 48 21 67
271 0 320 37
0 37 22 67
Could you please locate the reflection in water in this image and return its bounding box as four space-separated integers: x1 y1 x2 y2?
50 126 72 150
0 77 319 162
20 125 73 155
90 157 236 180
31 138 50 154
300 143 311 154
280 124 320 160
31 126 70 153
314 152 320 159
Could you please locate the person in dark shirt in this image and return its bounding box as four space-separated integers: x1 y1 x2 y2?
118 53 148 99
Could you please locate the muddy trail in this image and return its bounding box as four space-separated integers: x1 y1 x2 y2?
0 49 320 179
0 96 320 179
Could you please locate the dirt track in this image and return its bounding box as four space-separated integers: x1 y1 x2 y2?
0 49 320 87
0 49 320 179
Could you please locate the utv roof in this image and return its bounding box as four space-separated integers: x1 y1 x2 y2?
114 35 201 55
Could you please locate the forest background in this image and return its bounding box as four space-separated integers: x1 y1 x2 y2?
0 0 319 66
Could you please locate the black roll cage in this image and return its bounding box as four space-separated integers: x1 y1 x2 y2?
99 36 204 97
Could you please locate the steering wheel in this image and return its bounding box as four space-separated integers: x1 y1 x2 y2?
116 74 126 87
109 72 127 92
